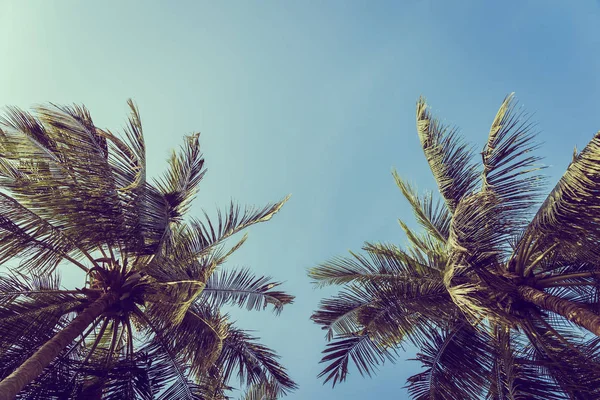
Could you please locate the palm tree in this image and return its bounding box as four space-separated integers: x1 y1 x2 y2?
310 94 600 398
0 101 296 399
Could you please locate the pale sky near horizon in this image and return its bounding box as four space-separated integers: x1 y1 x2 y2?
1 1 600 398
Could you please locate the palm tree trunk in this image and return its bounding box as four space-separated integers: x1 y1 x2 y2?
0 291 118 400
518 285 600 336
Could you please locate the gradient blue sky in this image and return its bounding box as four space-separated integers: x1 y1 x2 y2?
2 1 600 398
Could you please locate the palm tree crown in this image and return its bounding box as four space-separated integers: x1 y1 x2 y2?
311 94 600 399
0 101 296 399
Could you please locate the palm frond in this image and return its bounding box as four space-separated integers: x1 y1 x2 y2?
188 197 290 261
393 171 451 243
0 104 128 252
216 327 297 395
0 191 92 273
312 278 451 344
241 380 280 400
309 245 437 288
0 272 84 375
517 129 600 275
520 316 600 399
481 93 543 221
416 97 479 212
142 304 228 379
147 197 289 283
405 323 494 400
317 333 396 388
486 324 561 400
201 268 294 314
134 316 213 400
75 355 153 400
154 133 206 220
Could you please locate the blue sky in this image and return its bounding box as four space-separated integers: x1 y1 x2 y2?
1 0 600 398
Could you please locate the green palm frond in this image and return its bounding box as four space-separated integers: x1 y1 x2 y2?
142 304 228 378
147 197 289 282
154 133 206 220
312 277 451 345
397 219 448 263
201 268 294 314
0 192 92 274
516 129 600 274
135 323 220 400
311 285 371 340
363 241 443 273
393 171 451 243
309 245 437 288
189 197 290 260
216 327 297 395
76 356 153 400
313 275 458 388
481 93 543 218
416 97 479 212
0 105 126 251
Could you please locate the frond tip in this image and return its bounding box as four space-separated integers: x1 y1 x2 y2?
416 96 479 212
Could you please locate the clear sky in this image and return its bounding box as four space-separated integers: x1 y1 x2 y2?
1 0 600 398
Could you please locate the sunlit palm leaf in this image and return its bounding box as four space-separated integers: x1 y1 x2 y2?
201 268 294 314
517 129 600 275
416 97 479 212
154 133 206 220
393 171 450 243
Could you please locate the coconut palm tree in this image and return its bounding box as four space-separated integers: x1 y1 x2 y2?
0 101 296 399
310 94 600 399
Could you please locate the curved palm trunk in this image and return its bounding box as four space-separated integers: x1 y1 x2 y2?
0 291 118 400
518 286 600 336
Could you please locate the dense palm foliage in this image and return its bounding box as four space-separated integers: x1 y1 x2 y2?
0 101 296 399
311 94 600 399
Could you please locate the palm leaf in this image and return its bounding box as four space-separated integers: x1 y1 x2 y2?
154 133 206 220
516 129 600 275
416 97 479 212
241 380 279 400
201 268 294 314
405 323 494 400
393 171 451 243
317 333 396 387
216 327 297 395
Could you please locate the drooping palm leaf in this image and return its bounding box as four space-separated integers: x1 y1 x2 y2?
405 323 494 400
317 333 396 388
215 327 297 395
